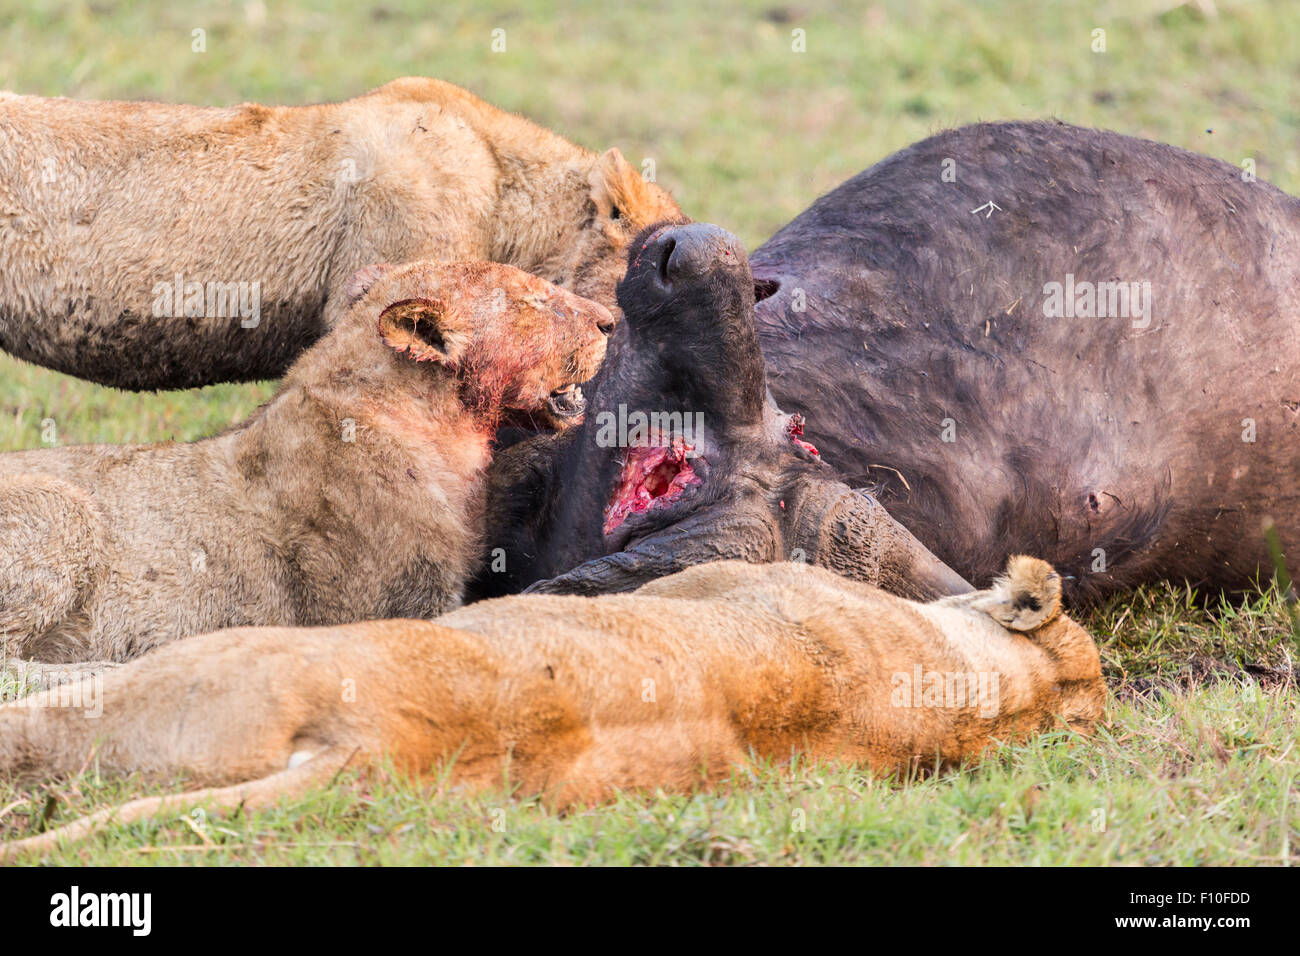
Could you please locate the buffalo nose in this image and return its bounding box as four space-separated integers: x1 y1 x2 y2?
649 223 742 285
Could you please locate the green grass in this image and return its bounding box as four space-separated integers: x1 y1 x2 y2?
0 0 1297 864
2 584 1296 865
2 677 1295 865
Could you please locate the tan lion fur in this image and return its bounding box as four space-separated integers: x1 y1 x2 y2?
0 260 609 663
0 556 1105 858
0 77 678 388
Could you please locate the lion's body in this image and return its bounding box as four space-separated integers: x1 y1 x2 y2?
0 557 1104 856
0 261 609 662
0 78 675 388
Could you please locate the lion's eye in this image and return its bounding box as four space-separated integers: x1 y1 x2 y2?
610 205 622 221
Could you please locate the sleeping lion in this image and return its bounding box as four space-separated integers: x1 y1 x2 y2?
0 555 1104 858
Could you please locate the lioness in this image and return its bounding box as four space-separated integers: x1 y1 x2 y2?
0 260 610 663
0 556 1104 858
0 77 678 389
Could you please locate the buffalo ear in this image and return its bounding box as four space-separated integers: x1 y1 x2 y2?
345 263 394 306
377 298 466 365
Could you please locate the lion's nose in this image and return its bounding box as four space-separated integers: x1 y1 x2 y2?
596 312 615 335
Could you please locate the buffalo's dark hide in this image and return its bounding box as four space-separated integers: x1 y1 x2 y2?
750 120 1300 601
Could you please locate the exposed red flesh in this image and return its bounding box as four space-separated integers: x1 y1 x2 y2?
786 414 819 457
603 434 701 535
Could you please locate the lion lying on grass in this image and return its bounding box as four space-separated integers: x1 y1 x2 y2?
0 555 1104 858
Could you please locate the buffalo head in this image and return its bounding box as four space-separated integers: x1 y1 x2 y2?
470 221 970 601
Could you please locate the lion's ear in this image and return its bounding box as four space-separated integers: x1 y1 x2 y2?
971 556 1063 632
377 298 467 365
588 147 681 227
588 147 636 218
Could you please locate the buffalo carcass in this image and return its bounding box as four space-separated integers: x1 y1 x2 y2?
750 120 1300 601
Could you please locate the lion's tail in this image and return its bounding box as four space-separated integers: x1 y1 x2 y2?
0 746 359 863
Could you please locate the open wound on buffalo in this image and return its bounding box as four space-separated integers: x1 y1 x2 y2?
785 413 819 458
603 429 702 535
